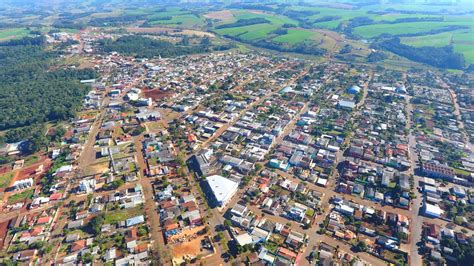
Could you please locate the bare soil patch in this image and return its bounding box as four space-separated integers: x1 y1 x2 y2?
143 88 175 101
204 10 234 22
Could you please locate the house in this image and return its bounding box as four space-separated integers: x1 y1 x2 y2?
71 239 86 252
188 153 212 177
181 210 202 225
68 219 84 229
285 230 305 249
36 216 51 225
230 203 248 217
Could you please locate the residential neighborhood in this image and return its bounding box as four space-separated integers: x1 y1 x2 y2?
0 26 472 266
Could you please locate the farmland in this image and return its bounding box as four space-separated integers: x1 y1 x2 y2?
0 0 471 69
400 28 474 64
273 29 315 45
0 28 30 41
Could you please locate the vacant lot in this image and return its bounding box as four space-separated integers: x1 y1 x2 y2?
104 206 143 224
8 188 34 204
0 172 14 189
172 235 213 264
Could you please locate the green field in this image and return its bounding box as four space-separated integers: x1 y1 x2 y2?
400 29 474 64
454 44 474 64
8 189 34 204
104 206 143 224
273 29 315 45
214 10 298 41
0 172 14 189
0 28 30 41
353 21 471 39
401 32 453 47
216 23 278 40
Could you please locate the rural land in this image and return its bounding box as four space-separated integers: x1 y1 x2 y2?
0 0 472 265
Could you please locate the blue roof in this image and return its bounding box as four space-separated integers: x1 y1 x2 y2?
347 85 361 93
125 215 145 227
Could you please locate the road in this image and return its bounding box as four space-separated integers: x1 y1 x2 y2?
133 136 171 264
448 88 472 150
77 95 110 172
187 68 309 159
405 95 424 266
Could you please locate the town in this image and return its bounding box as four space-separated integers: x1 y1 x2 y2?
0 27 473 266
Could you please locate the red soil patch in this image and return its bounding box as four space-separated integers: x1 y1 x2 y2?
17 157 52 184
143 88 175 101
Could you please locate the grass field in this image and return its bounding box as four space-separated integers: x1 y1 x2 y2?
353 21 471 39
216 23 278 40
104 206 143 224
0 172 14 189
214 10 298 41
401 32 453 47
273 29 315 44
144 7 205 28
400 28 474 64
0 28 30 41
8 189 34 204
454 44 474 64
149 14 203 27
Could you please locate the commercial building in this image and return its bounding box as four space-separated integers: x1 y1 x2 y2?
205 175 239 207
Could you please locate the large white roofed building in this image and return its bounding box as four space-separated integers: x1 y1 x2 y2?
206 175 239 207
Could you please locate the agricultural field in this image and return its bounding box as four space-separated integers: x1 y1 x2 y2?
352 21 471 39
0 28 31 41
400 28 474 64
214 10 298 41
216 23 278 41
273 29 315 45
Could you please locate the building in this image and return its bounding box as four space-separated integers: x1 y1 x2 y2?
347 85 361 94
338 100 356 109
205 175 239 207
188 153 211 176
422 162 455 180
424 203 444 218
126 215 145 227
12 178 34 190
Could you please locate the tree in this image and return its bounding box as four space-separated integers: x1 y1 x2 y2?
356 240 367 252
200 36 211 46
81 252 93 264
224 219 232 229
138 226 148 237
88 214 104 235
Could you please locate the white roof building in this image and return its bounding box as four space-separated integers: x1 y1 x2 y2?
206 175 239 207
424 203 444 218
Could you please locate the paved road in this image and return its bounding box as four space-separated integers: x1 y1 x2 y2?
405 95 424 266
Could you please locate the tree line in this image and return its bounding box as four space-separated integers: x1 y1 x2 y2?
372 37 465 69
96 35 235 58
215 18 270 29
